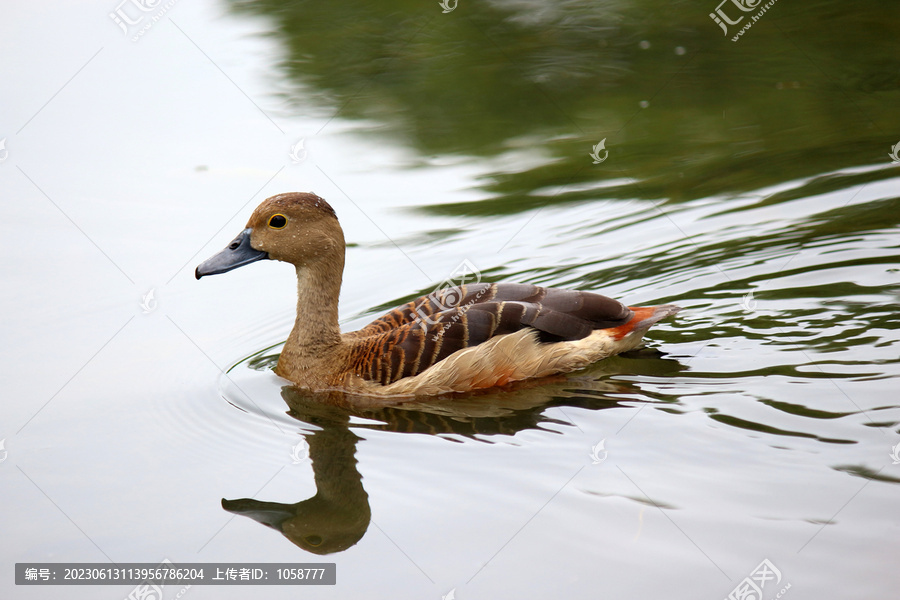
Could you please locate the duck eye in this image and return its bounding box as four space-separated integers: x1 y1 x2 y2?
268 214 287 229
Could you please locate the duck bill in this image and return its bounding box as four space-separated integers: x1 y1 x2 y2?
195 228 269 279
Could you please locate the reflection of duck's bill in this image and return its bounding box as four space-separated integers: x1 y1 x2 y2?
221 498 294 530
196 228 269 279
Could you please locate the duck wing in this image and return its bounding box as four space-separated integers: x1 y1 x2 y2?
347 283 634 385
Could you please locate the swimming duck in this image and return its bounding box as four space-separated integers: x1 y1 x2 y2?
196 192 680 397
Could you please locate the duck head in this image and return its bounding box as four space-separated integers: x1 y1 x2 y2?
195 192 343 279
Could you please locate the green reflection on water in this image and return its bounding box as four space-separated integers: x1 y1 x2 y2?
229 0 900 212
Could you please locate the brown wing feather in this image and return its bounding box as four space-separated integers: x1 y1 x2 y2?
347 283 633 385
347 283 494 338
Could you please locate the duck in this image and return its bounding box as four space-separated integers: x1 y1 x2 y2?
196 192 680 397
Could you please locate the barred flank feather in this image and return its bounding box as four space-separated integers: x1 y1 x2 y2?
347 283 635 385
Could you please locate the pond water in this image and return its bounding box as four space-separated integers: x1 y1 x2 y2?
3 0 899 598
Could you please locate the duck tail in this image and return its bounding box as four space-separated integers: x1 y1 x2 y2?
606 304 681 340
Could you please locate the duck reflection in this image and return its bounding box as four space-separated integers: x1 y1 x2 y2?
222 404 369 554
223 349 685 554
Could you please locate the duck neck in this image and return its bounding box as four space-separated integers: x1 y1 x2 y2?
283 255 344 362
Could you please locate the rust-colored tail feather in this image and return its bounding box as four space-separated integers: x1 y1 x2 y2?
607 304 681 340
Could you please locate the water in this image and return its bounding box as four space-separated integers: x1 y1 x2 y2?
2 0 899 598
